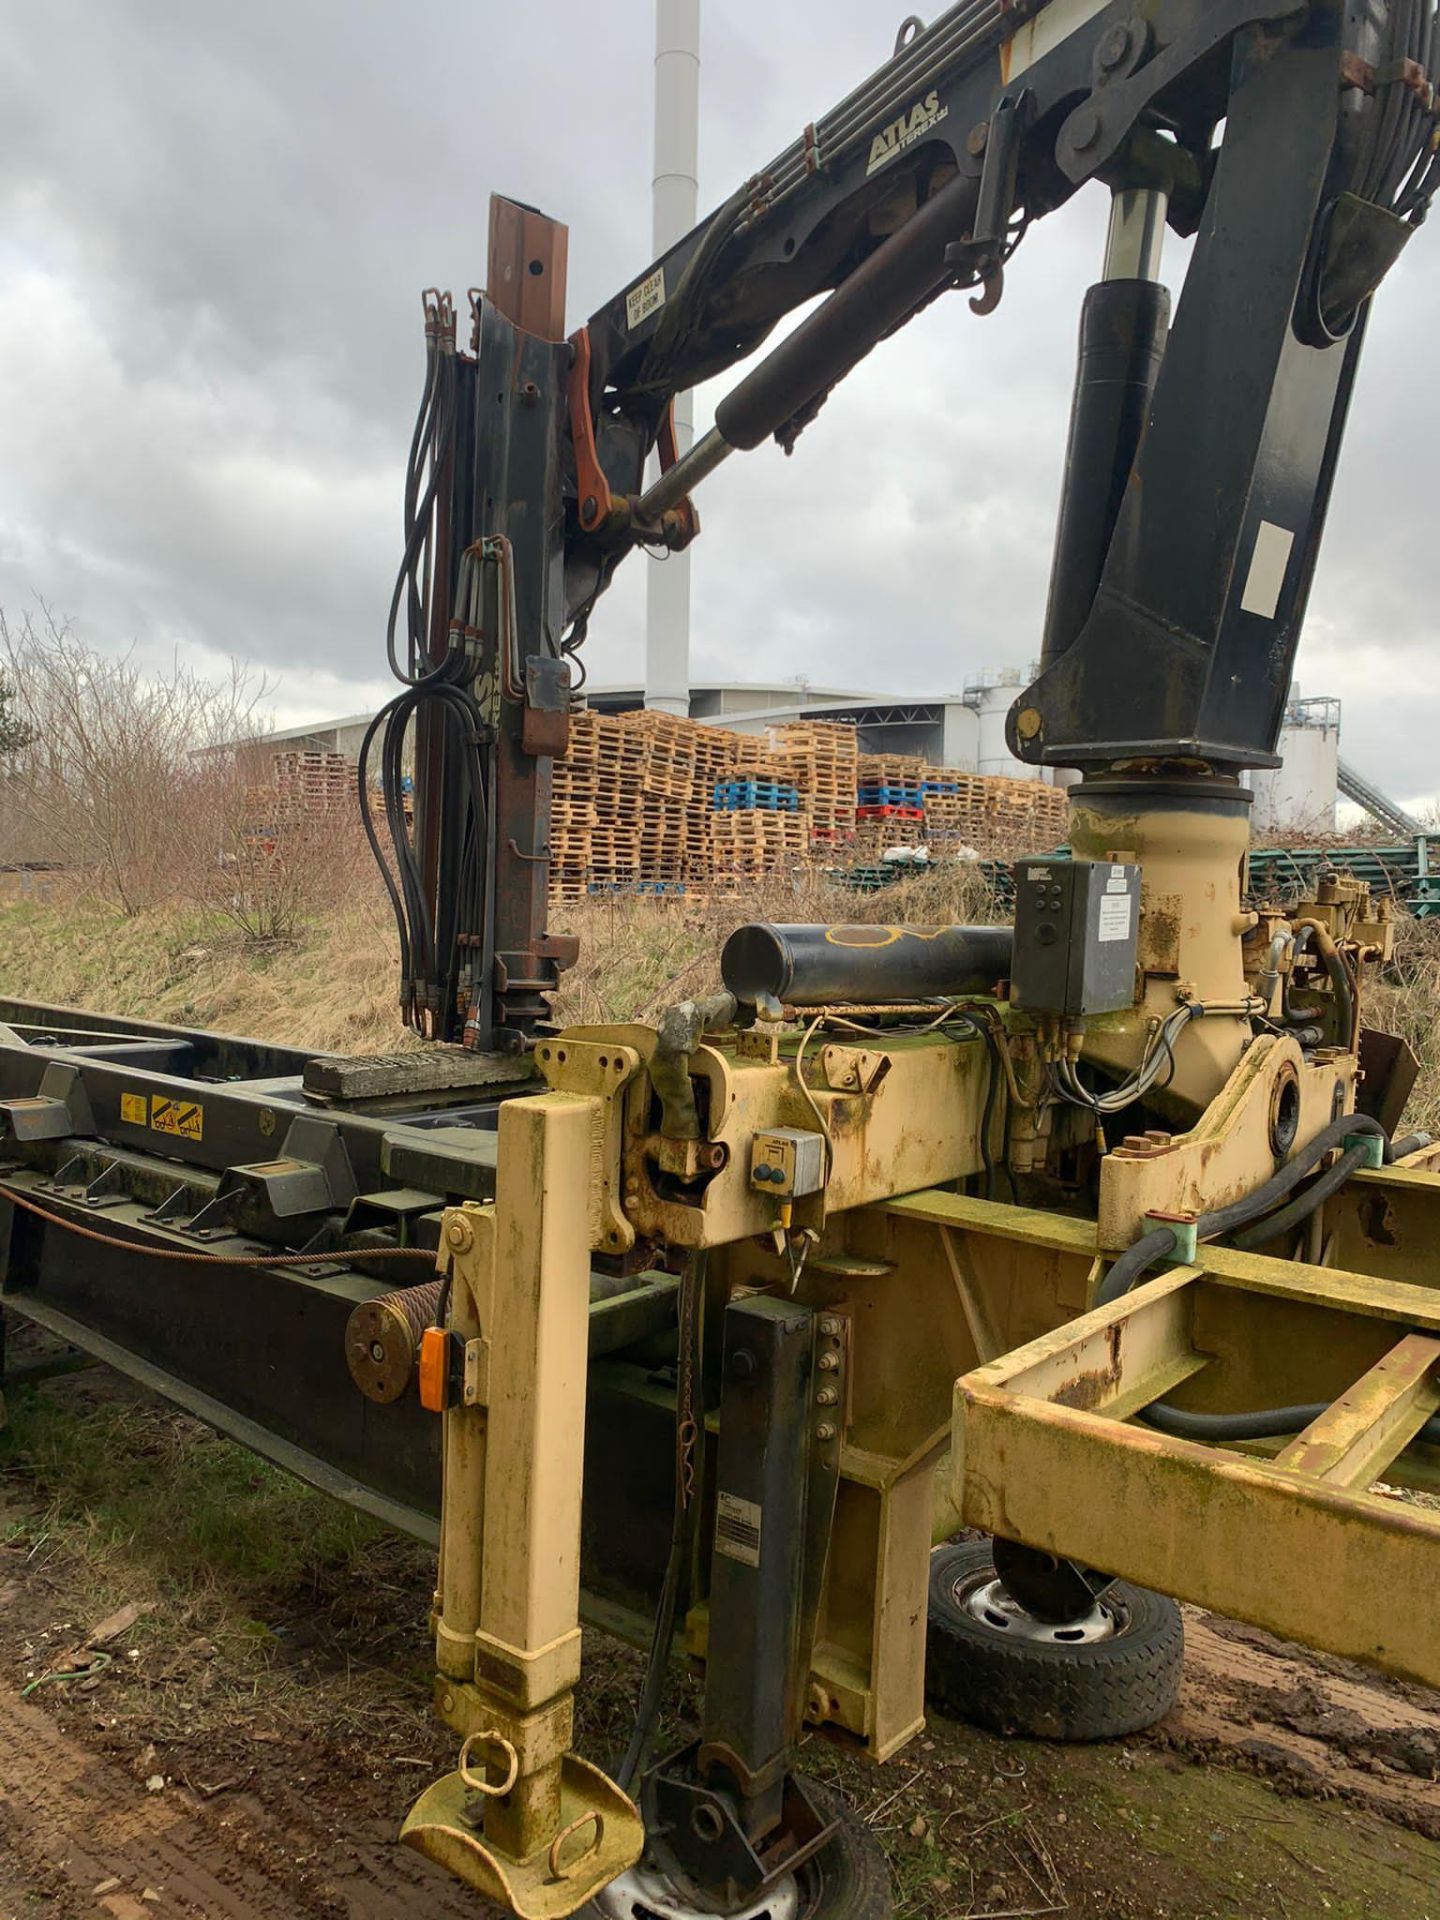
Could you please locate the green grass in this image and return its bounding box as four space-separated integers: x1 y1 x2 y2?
0 1382 393 1649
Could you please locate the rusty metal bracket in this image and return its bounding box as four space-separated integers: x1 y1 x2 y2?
566 328 619 535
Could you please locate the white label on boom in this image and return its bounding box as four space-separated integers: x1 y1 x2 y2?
626 267 666 330
1241 521 1295 620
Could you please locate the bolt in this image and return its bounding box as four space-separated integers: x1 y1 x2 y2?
581 494 599 527
1015 706 1044 742
731 1348 758 1381
816 1385 839 1406
446 1215 475 1253
1143 1130 1172 1147
441 1691 456 1714
624 1178 641 1198
1068 103 1101 152
817 1351 840 1372
815 1422 837 1442
966 120 989 158
370 1341 386 1363
819 1316 843 1337
1098 23 1131 71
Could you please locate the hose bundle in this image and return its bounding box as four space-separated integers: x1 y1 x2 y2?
1353 1 1440 222
360 297 493 1038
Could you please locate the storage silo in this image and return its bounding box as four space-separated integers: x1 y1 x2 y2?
1249 695 1339 834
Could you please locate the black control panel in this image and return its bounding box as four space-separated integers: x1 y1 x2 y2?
1011 858 1141 1017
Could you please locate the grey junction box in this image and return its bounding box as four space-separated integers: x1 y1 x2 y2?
1010 858 1141 1017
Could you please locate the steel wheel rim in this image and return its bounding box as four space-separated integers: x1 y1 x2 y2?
588 1859 805 1920
954 1571 1123 1646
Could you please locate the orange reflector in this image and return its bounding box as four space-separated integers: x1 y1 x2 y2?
418 1326 448 1412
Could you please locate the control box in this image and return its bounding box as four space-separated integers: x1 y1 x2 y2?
749 1127 827 1198
1011 858 1141 1017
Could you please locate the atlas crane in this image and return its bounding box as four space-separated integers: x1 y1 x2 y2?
2 5 1440 1918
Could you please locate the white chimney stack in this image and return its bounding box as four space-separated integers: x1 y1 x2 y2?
644 0 700 718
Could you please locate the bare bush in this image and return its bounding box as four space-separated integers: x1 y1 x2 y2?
199 777 373 945
0 607 271 918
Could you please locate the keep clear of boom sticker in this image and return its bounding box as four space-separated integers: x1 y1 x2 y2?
122 1092 204 1140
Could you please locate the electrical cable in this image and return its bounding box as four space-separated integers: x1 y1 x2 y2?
0 1187 436 1266
1050 1004 1200 1118
617 1250 707 1792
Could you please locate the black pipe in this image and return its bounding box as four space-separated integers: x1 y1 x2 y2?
1040 278 1170 671
721 921 1012 1009
713 169 983 453
1143 1398 1440 1447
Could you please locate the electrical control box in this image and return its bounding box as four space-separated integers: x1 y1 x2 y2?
1011 858 1141 1017
749 1127 827 1198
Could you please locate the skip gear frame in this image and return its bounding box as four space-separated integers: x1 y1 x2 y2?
5 4 1440 1916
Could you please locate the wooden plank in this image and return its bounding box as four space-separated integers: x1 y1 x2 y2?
304 1048 537 1102
1274 1334 1440 1487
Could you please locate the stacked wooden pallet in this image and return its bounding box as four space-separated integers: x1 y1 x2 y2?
624 710 700 882
769 721 858 845
545 709 1068 901
710 806 811 876
273 750 355 815
980 773 1070 847
550 711 599 899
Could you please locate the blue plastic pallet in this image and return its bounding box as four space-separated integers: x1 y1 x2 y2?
713 781 801 812
587 879 692 896
858 785 923 807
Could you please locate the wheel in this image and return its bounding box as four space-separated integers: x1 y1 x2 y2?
583 1781 892 1920
925 1540 1183 1742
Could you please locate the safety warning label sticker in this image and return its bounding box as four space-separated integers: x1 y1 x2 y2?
149 1096 203 1141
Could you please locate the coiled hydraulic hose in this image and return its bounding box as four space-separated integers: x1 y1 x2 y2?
1095 1114 1439 1446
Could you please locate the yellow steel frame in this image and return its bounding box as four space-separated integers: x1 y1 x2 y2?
401 1014 1440 1917
953 1246 1440 1686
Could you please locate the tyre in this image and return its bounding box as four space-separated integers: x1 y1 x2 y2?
584 1780 893 1920
925 1540 1183 1742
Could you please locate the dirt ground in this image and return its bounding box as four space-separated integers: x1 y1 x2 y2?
1 1353 1438 1920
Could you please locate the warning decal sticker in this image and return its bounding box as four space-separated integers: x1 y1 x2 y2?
150 1096 203 1141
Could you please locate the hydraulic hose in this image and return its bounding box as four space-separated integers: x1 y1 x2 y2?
1094 1113 1390 1309
1095 1114 1440 1446
1143 1398 1440 1447
617 1251 707 1791
1285 919 1356 1050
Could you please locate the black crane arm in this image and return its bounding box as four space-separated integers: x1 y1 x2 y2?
372 0 1439 1050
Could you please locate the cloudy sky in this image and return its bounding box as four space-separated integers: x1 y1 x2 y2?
2 2 1436 808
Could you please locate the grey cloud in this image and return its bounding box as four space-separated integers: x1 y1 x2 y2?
0 2 1435 803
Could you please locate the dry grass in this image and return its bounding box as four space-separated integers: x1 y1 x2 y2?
0 868 408 1057
0 851 1435 1137
1365 915 1440 1134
